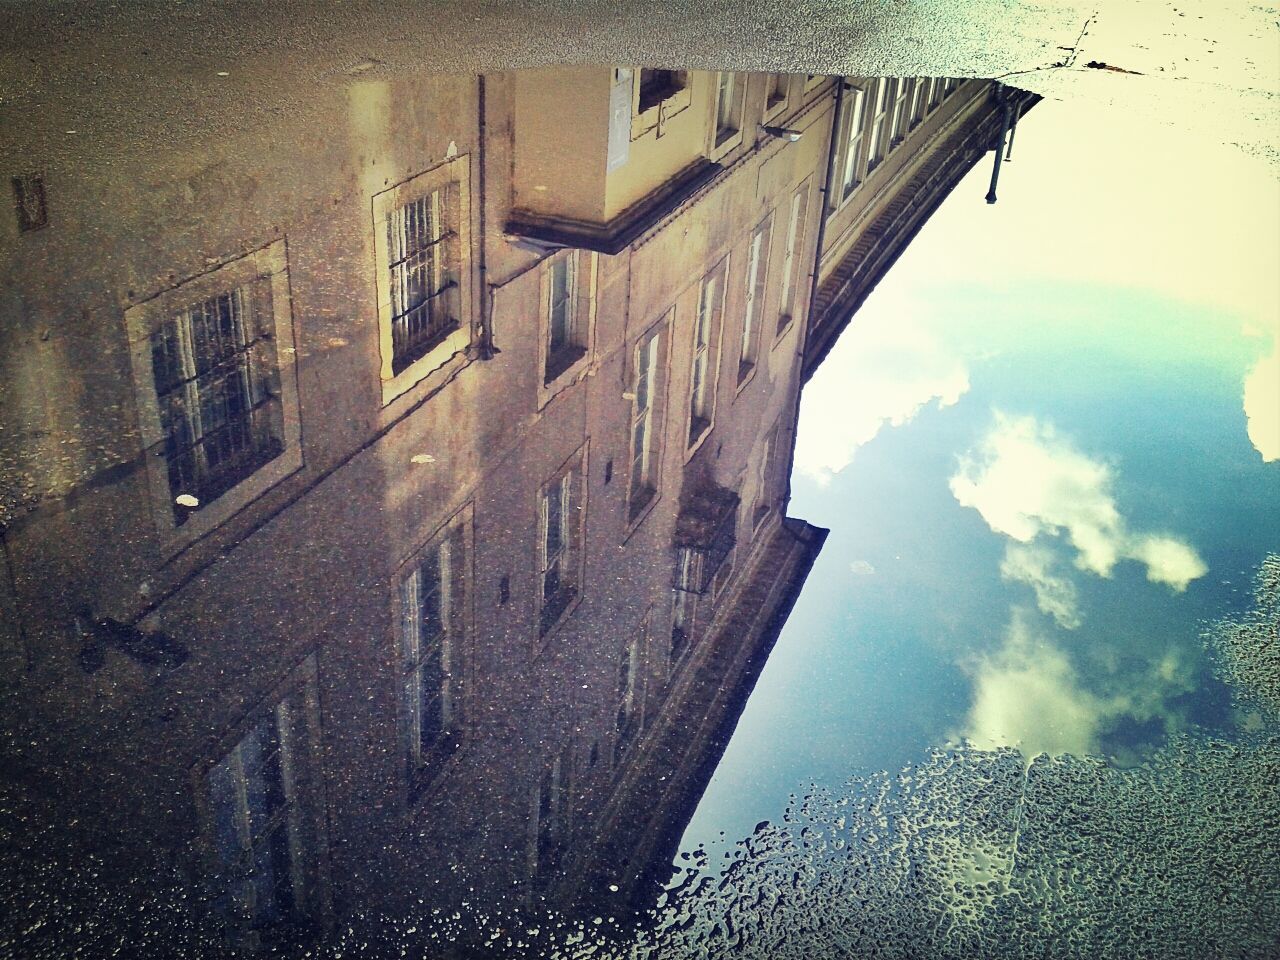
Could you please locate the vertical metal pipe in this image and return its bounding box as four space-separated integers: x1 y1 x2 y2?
985 87 1013 204
1005 95 1023 161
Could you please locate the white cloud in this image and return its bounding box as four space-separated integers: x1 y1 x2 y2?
795 317 968 482
958 611 1196 761
850 560 876 576
951 413 1208 592
1243 332 1279 462
960 612 1114 759
999 543 1081 629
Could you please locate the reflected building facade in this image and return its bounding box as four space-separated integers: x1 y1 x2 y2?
0 66 1032 953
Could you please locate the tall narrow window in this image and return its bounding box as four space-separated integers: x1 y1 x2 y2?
670 586 695 667
689 258 727 447
614 629 646 762
866 78 891 172
714 72 743 147
539 449 586 637
206 704 303 930
777 186 810 335
627 324 665 522
739 216 772 383
151 285 284 522
398 522 465 790
387 188 459 375
545 254 584 383
928 77 944 110
910 76 929 127
889 78 912 148
763 73 788 115
752 426 779 530
838 86 867 200
944 76 961 97
530 748 571 881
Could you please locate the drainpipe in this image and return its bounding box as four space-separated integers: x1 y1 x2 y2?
985 85 1013 204
475 73 497 360
1005 94 1023 161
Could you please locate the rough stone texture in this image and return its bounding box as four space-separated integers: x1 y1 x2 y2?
1207 554 1280 723
1 0 1276 168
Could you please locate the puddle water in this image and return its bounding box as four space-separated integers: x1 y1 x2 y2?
1 53 1276 960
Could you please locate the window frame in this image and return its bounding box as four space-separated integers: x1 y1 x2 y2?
686 255 729 457
124 239 303 553
371 155 474 407
737 213 773 387
889 78 912 150
776 182 811 340
539 249 597 404
631 68 691 141
709 71 746 160
392 506 473 803
834 83 868 205
192 655 329 945
866 78 891 173
762 73 790 122
625 316 670 530
536 443 589 645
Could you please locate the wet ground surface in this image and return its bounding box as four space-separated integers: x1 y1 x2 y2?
2 7 1279 959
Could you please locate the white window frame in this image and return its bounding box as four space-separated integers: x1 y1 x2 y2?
836 84 868 204
539 250 597 404
710 71 746 160
738 214 773 386
631 68 692 140
536 443 589 644
910 76 930 128
372 155 473 407
776 182 810 340
394 508 471 800
124 239 303 554
762 73 790 121
194 655 328 942
889 78 912 149
626 318 668 527
687 255 728 456
866 78 891 173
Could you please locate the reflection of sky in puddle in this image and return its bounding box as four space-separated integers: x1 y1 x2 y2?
682 100 1280 851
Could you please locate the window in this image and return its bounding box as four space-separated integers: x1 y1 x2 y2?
632 68 690 139
928 77 944 111
397 517 467 794
372 156 473 405
752 425 779 530
739 215 772 383
614 628 647 762
638 69 683 112
670 586 695 667
837 85 867 201
910 76 930 127
763 73 788 117
944 76 962 97
126 240 302 546
538 447 587 638
12 173 48 232
712 71 745 152
529 746 573 883
150 286 285 523
688 257 728 448
627 322 666 523
866 78 891 172
890 78 912 148
544 253 589 383
777 185 810 335
202 673 324 938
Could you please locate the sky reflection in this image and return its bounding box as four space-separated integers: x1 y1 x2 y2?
684 100 1280 850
